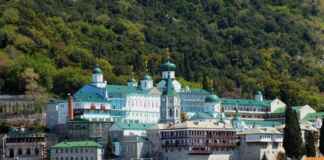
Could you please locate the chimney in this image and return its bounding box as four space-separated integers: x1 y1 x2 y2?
67 93 74 120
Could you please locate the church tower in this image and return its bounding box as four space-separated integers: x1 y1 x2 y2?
92 65 107 88
160 77 181 124
157 48 182 92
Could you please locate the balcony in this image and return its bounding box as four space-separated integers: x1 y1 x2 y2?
188 146 211 155
207 143 237 148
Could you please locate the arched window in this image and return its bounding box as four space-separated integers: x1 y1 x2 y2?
35 148 39 155
169 109 173 117
18 148 22 155
27 148 31 155
9 148 14 157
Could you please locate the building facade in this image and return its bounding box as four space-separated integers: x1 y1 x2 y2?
237 128 284 160
221 92 286 121
2 129 47 160
66 118 113 146
46 59 289 130
160 77 181 124
109 122 154 160
50 141 103 160
160 121 237 160
47 100 68 130
47 67 161 129
0 95 35 116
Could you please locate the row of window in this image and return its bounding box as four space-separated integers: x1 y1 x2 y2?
223 106 270 112
55 157 95 160
161 130 235 138
8 148 40 157
164 146 234 152
163 138 236 146
54 148 93 154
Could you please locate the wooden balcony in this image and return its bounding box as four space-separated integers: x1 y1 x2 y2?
188 147 211 155
207 143 237 148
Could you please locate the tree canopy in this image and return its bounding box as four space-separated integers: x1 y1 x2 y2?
0 0 323 108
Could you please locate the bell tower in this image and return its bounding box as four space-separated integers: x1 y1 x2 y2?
160 77 181 124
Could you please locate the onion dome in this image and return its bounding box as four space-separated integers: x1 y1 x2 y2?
160 60 176 71
205 94 219 103
143 74 152 80
93 66 102 74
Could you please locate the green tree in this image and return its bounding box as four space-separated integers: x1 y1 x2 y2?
181 112 188 122
105 134 116 159
52 67 90 97
202 75 212 92
283 106 304 159
20 68 48 112
305 130 316 157
0 121 9 134
3 8 20 24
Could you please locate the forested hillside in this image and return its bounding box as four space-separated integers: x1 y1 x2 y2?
0 0 323 109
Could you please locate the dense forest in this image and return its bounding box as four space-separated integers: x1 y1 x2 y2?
0 0 323 109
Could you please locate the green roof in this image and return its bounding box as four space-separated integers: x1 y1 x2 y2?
113 122 154 130
74 91 108 102
292 106 303 112
74 82 159 102
68 117 90 123
190 88 210 94
51 141 101 149
303 112 324 121
272 107 286 114
243 120 283 127
221 98 272 108
205 94 219 103
189 112 214 120
160 60 176 71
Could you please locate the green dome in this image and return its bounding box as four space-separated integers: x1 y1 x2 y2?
143 74 152 80
205 94 219 103
93 67 102 74
160 60 176 71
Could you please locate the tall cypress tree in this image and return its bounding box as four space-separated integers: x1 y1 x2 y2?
305 130 316 157
283 106 304 159
105 134 116 159
319 118 324 155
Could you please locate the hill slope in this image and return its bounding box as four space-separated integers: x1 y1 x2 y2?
0 0 323 108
